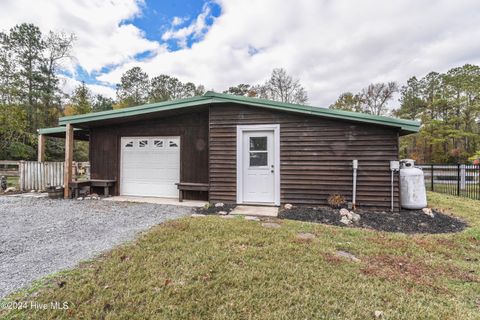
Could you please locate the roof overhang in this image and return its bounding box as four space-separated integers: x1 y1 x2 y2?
37 127 90 141
56 92 420 135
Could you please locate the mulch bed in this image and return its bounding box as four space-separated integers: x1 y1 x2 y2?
195 204 236 215
278 206 468 234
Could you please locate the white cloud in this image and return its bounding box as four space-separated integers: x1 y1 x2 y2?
172 16 187 27
58 75 116 99
3 0 480 106
0 0 160 93
161 3 213 48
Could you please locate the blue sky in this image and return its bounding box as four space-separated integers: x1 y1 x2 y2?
129 0 221 51
72 0 222 89
2 0 480 106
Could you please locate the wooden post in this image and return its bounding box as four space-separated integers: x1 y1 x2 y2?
38 134 46 162
63 124 74 199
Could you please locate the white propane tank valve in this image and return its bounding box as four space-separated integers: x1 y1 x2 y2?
399 159 427 209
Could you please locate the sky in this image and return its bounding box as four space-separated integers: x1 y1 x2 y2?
1 0 480 107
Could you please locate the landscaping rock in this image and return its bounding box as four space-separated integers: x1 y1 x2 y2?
284 203 293 210
422 207 434 218
339 208 350 216
218 211 228 215
296 232 315 240
5 187 16 193
374 310 384 319
214 202 224 208
245 216 260 221
351 213 361 222
335 251 360 262
340 216 351 225
76 197 84 201
191 213 206 217
261 222 281 229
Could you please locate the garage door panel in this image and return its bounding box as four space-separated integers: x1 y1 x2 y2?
120 136 180 198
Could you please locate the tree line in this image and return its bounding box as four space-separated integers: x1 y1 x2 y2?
1 22 479 164
328 65 480 163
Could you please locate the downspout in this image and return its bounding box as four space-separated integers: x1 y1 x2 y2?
352 160 358 210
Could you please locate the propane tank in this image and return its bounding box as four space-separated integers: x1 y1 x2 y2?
399 159 427 209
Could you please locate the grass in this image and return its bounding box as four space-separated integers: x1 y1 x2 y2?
1 192 480 319
427 183 480 201
6 176 19 188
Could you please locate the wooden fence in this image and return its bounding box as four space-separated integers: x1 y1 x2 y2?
1 160 90 192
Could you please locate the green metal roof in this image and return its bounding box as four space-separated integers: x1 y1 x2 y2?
37 126 82 135
57 91 420 134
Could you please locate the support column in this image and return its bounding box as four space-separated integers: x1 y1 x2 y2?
63 124 74 199
37 134 46 162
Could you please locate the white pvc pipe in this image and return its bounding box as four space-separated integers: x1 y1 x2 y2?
352 160 358 209
391 170 394 212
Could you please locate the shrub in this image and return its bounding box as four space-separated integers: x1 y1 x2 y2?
328 194 346 209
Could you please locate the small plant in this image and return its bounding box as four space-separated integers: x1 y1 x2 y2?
203 202 213 209
328 194 346 209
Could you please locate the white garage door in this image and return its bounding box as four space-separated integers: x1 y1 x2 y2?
120 136 180 197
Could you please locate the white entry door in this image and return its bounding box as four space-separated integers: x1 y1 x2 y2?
120 136 180 197
242 130 276 203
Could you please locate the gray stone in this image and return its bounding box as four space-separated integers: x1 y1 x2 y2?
351 213 361 222
76 197 84 201
218 211 228 215
374 310 384 319
284 203 293 210
296 232 315 240
339 208 350 216
245 216 260 221
422 207 434 218
214 202 224 208
340 216 351 225
5 187 16 193
261 222 281 229
335 251 360 262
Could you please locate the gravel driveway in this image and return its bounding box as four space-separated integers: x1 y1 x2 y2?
0 197 192 298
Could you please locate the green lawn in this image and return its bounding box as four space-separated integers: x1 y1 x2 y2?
1 192 480 319
6 176 19 188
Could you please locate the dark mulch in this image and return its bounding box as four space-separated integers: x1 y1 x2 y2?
278 206 468 234
195 203 236 215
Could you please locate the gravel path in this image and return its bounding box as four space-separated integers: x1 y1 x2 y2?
0 197 192 298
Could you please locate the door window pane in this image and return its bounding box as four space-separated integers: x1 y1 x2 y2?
250 137 267 151
250 152 268 166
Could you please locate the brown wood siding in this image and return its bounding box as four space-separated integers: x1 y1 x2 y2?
89 110 209 199
209 103 400 210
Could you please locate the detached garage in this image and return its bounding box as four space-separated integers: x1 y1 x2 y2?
39 91 420 211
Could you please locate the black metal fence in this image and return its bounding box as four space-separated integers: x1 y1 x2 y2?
418 164 480 200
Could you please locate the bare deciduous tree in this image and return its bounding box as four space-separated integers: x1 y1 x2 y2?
256 68 308 104
359 82 398 116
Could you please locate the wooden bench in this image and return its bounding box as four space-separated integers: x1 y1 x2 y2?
175 182 209 202
69 179 116 198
